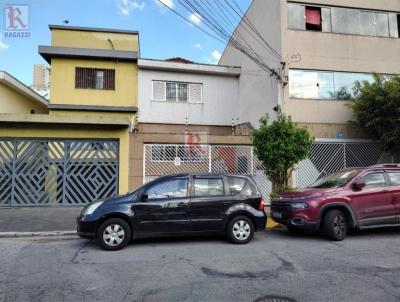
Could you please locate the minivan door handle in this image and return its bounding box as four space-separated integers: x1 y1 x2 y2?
177 202 188 207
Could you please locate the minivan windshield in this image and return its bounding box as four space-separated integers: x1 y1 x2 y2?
308 170 359 189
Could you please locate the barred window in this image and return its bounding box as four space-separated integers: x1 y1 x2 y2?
75 68 115 90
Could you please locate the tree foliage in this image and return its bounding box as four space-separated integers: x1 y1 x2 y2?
350 74 400 155
252 107 313 193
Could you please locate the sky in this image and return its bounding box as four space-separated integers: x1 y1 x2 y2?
0 0 252 86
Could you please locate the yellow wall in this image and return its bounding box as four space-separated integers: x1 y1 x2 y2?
50 58 138 109
0 84 48 114
0 125 130 195
51 29 139 52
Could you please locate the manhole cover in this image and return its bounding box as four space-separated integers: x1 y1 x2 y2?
254 296 297 302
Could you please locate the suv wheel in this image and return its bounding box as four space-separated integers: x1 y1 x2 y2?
322 209 348 241
227 215 254 244
97 218 131 251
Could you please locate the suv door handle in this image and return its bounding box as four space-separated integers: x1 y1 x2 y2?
177 202 188 207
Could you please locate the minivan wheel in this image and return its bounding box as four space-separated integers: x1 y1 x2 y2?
227 215 254 244
322 210 348 241
97 218 131 251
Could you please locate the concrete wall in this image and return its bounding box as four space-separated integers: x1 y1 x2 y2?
50 58 138 109
219 0 283 128
0 84 48 114
138 69 239 126
51 28 139 52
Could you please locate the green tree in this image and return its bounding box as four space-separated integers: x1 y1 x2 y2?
350 74 400 155
252 107 313 193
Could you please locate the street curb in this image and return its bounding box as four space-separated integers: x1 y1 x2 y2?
0 231 77 238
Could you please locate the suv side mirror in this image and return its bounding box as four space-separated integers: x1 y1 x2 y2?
140 193 149 202
352 180 366 191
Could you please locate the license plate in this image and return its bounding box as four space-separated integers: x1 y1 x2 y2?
272 212 282 219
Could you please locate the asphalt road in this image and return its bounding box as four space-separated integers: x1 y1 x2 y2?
1 228 400 302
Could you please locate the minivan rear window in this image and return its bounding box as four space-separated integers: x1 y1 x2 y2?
228 176 258 196
228 176 247 195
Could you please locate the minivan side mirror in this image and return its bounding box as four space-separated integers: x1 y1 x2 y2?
352 180 366 191
140 193 149 202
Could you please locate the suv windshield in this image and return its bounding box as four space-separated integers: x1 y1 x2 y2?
308 170 359 189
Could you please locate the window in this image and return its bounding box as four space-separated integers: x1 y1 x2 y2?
194 178 224 197
387 172 400 185
146 178 188 199
289 69 376 100
288 3 305 30
75 68 115 90
360 172 386 188
151 145 207 163
305 6 322 31
388 13 399 37
227 176 259 196
152 81 202 103
288 3 397 38
228 176 247 195
331 7 361 35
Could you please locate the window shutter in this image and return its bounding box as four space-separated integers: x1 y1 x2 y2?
189 84 202 103
152 81 166 101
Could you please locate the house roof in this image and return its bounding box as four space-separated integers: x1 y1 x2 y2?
138 58 241 77
38 45 138 64
49 25 139 35
0 71 49 108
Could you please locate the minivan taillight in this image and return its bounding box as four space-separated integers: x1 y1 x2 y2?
259 198 266 211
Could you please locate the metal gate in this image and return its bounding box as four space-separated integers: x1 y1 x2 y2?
143 144 272 201
294 140 394 188
0 139 119 207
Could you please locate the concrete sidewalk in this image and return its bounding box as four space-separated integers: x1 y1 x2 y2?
0 207 82 233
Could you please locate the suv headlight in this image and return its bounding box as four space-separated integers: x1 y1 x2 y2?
290 203 309 209
83 201 104 215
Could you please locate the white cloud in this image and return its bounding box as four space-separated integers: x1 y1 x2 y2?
189 13 202 25
193 43 202 49
0 34 9 50
211 50 222 63
116 0 145 16
155 0 174 9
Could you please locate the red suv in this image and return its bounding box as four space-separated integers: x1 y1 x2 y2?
271 165 400 241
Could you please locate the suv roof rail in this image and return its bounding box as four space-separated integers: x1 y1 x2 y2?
370 164 400 168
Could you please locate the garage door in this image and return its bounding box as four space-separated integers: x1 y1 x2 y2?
0 139 119 207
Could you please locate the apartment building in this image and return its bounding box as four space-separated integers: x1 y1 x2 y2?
220 0 400 186
32 64 50 98
220 0 400 138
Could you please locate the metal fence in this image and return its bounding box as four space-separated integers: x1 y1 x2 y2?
294 140 394 188
144 140 394 200
0 139 119 207
143 144 272 201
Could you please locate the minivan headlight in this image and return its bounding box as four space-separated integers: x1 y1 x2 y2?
290 203 308 209
84 201 104 215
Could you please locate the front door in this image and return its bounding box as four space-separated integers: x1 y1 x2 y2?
133 176 191 234
190 176 230 231
348 171 396 226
